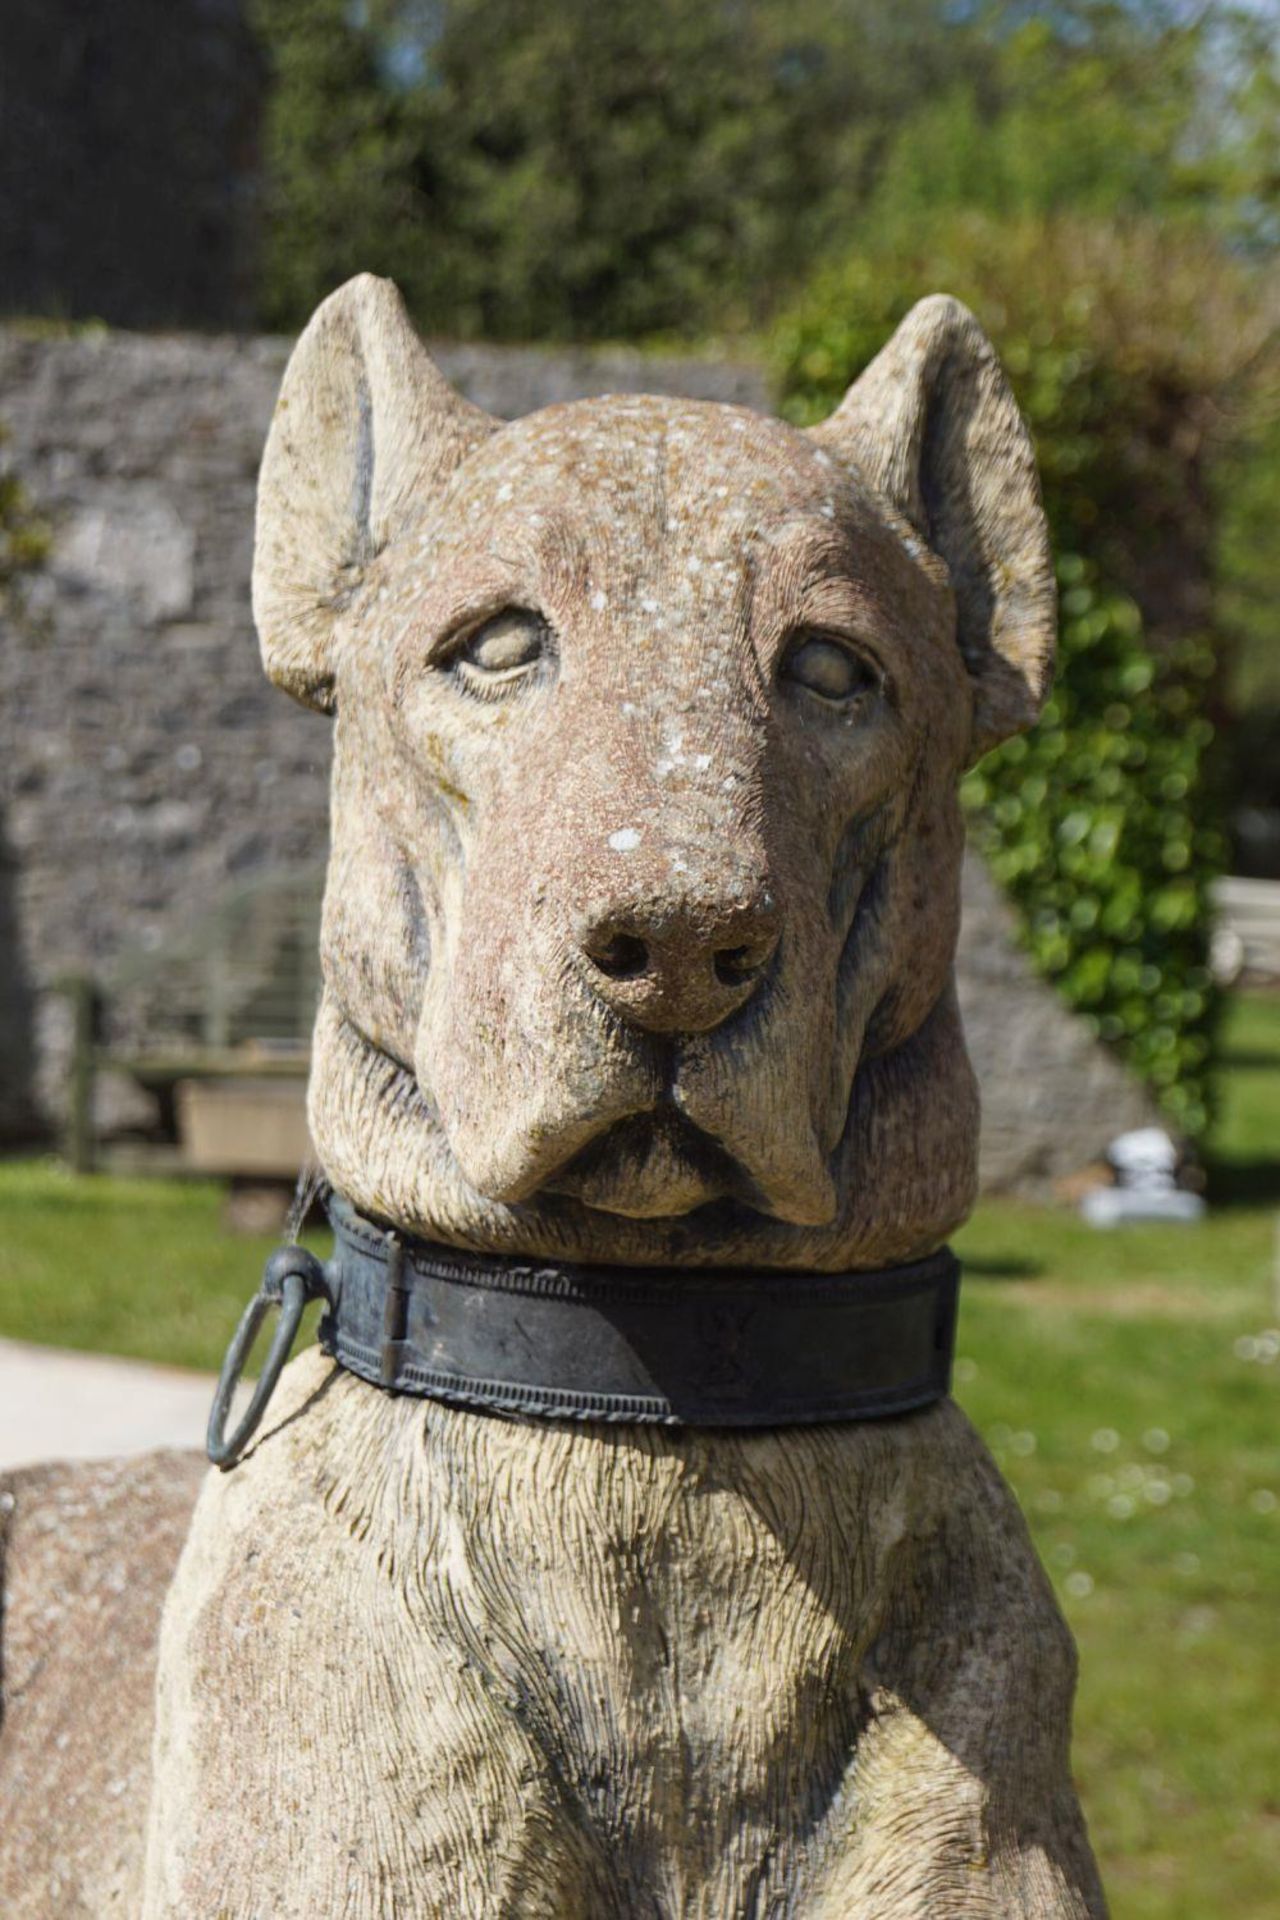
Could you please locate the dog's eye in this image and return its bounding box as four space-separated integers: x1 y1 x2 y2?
455 609 549 683
782 630 881 707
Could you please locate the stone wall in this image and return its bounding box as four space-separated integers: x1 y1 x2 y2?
955 861 1155 1191
0 324 1155 1186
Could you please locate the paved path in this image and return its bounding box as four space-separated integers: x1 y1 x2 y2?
0 1338 212 1472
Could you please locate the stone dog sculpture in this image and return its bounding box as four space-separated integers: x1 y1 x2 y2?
0 275 1107 1917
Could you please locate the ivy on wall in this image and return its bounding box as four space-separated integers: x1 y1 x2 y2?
773 217 1271 1138
963 568 1218 1137
0 423 47 609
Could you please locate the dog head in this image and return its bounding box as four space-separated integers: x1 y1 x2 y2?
254 276 1053 1268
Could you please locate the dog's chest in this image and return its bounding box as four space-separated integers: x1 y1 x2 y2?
156 1356 1063 1916
308 1371 920 1880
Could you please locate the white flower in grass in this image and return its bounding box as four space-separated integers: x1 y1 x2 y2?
1232 1329 1279 1362
1178 1606 1216 1640
1091 1428 1120 1454
1064 1571 1095 1599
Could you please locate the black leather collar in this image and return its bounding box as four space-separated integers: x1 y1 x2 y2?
321 1194 959 1428
208 1192 959 1466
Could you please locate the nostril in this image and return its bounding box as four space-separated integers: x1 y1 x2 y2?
588 931 649 980
715 942 770 987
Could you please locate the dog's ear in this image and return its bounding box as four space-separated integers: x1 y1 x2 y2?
810 295 1055 760
253 274 494 713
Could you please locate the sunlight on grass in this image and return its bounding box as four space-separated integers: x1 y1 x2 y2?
0 992 1276 1915
949 991 1280 1920
953 1269 1278 1919
0 1161 324 1371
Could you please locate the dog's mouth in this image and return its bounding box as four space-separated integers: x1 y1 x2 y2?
390 856 882 1230
544 1106 766 1221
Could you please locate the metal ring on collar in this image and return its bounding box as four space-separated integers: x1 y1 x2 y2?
207 1246 330 1469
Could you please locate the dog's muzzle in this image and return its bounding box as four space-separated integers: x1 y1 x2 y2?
207 1193 960 1468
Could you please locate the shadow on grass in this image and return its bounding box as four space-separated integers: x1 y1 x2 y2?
1218 1048 1280 1072
1205 1156 1280 1209
961 1255 1044 1280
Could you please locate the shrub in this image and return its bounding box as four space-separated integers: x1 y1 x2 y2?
773 217 1275 1137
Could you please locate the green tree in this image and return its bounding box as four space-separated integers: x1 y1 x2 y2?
870 2 1280 244
252 0 1279 339
253 0 981 339
407 0 977 338
251 0 443 330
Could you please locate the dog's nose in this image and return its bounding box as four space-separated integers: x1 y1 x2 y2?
577 894 780 1035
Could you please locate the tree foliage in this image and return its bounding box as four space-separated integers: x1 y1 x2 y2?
251 0 1280 340
252 0 978 337
251 0 430 330
871 3 1278 241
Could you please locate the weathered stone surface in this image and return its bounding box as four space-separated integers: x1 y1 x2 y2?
4 283 1110 1915
0 1451 203 1918
0 322 1151 1185
250 282 1036 1269
142 278 1107 1913
0 327 317 1141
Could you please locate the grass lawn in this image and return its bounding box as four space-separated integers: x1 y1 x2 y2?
951 991 1280 1920
1 994 1277 1915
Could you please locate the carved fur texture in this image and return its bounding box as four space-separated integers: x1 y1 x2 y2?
146 1350 1104 1919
